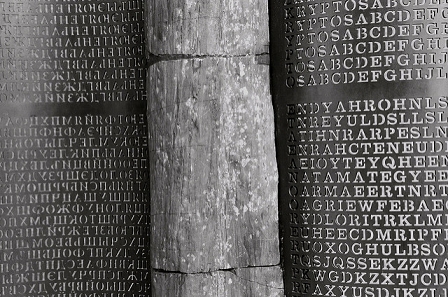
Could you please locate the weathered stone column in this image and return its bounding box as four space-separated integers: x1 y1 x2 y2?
146 1 284 296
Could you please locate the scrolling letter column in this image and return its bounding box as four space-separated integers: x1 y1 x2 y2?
270 1 448 296
147 1 284 296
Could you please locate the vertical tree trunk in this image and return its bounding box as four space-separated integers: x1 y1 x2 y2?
146 1 284 296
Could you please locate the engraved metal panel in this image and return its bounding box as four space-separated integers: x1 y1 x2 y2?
0 1 150 296
270 1 448 296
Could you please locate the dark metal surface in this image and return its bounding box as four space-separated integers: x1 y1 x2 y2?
270 1 448 296
0 1 150 295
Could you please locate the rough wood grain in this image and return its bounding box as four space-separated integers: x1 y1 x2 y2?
146 0 283 295
148 57 279 273
146 0 269 56
153 266 284 297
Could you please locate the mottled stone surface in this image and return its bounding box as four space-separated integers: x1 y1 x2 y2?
153 266 284 297
146 0 269 56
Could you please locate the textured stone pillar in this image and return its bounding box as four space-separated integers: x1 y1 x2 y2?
146 1 284 296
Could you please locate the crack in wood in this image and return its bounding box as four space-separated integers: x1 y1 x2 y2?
152 263 280 275
153 265 284 291
147 52 270 66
